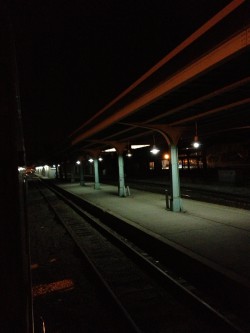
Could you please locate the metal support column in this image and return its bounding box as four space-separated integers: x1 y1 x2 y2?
55 164 59 179
118 154 126 197
63 162 68 180
80 162 85 186
59 164 63 180
94 158 100 189
169 145 182 212
71 164 75 183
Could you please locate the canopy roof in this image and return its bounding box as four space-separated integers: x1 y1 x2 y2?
68 1 250 156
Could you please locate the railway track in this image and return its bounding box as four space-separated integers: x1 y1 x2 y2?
109 178 250 210
29 180 137 333
34 178 249 333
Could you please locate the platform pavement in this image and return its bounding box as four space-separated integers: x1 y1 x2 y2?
57 181 250 288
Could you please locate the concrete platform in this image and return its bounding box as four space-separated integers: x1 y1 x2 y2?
58 182 250 289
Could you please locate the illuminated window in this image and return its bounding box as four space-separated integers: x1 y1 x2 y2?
149 161 154 170
162 159 169 169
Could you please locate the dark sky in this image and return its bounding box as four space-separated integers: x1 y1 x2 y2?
10 0 232 164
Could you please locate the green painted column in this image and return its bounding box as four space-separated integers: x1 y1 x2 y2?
55 164 59 179
80 162 85 186
71 164 75 183
118 154 126 197
169 144 182 212
94 158 100 189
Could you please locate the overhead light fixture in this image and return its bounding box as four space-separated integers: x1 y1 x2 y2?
88 158 94 163
150 136 160 155
103 147 116 152
126 142 132 157
98 157 103 161
192 122 201 148
131 144 150 149
150 145 160 154
193 136 200 148
126 149 132 157
76 160 81 165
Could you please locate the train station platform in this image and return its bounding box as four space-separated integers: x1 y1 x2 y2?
57 182 250 289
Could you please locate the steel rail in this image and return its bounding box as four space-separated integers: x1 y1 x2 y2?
37 181 142 333
43 180 248 332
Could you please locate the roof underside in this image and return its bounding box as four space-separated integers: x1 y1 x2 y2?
68 1 250 157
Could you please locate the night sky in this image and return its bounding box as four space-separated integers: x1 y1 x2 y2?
9 0 232 164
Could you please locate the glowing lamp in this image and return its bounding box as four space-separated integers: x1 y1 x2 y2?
192 135 200 148
164 153 170 160
150 145 160 155
126 149 132 157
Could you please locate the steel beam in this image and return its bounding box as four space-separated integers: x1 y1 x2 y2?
70 0 245 138
72 28 249 146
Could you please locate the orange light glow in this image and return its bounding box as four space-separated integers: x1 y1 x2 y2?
164 153 170 160
33 279 74 297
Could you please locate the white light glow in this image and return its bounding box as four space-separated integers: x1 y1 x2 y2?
150 145 160 155
76 160 81 165
103 148 116 152
88 158 94 163
131 144 150 149
192 135 201 149
103 145 150 152
193 141 200 148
